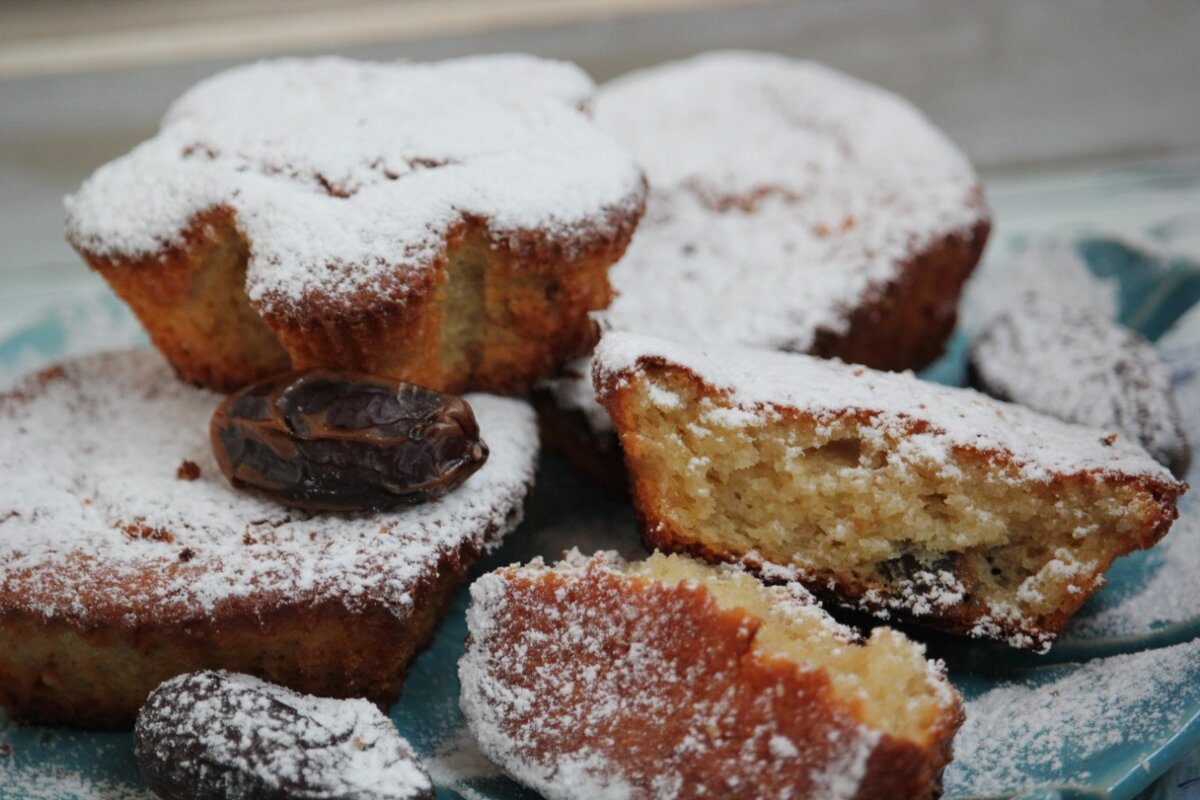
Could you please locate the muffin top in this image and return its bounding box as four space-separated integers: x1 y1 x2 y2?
0 350 539 624
594 50 988 351
65 55 646 315
593 331 1182 485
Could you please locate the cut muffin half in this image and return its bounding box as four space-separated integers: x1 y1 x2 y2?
593 332 1186 650
460 550 961 800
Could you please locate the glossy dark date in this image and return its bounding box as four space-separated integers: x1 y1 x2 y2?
211 369 488 511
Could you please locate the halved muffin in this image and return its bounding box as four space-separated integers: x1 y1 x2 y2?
460 551 961 800
593 332 1186 650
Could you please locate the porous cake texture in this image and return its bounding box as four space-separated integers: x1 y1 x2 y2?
593 332 1185 650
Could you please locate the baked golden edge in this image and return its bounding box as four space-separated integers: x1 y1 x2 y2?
72 195 645 395
0 529 488 729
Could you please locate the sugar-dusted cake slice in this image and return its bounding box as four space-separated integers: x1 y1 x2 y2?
460 551 961 800
593 332 1186 650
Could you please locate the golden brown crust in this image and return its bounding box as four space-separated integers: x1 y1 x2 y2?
0 535 480 729
810 217 991 372
598 359 1183 648
464 562 960 799
84 208 292 392
76 201 643 394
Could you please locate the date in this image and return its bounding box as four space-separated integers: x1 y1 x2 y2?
135 670 435 800
211 370 488 511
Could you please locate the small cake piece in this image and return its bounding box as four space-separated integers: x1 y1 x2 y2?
135 670 433 800
593 332 1186 650
460 551 962 800
538 51 990 481
65 55 646 393
0 350 538 727
969 295 1191 478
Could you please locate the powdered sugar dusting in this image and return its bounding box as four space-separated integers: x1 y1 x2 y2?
1065 512 1200 639
459 552 914 800
1062 308 1200 638
64 55 645 312
960 240 1118 335
594 331 1178 485
0 349 538 624
944 636 1200 795
807 727 881 800
424 727 503 787
597 51 983 348
0 768 153 800
970 294 1189 476
546 51 986 430
136 671 431 799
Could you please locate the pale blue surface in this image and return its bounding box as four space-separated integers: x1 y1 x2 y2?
1 235 1199 799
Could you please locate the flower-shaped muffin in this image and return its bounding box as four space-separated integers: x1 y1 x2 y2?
0 350 539 727
66 55 647 393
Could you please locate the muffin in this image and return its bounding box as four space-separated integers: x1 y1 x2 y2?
65 55 646 393
537 51 989 483
0 350 538 727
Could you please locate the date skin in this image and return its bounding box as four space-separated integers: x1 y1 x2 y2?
211 370 488 511
135 671 435 800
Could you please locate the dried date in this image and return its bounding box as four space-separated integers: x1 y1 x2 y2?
211 370 488 511
134 670 434 800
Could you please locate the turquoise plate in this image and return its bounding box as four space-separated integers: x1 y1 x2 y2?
2 237 1199 800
